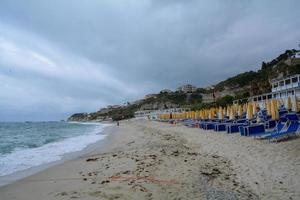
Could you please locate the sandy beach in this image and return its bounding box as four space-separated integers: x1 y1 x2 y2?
0 119 299 200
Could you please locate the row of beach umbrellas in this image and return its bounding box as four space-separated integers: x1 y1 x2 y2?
159 96 298 121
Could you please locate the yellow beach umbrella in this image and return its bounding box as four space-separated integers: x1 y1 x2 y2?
271 100 276 120
246 103 253 119
238 105 243 116
267 100 272 116
287 96 292 111
225 106 229 117
271 100 279 120
228 107 233 120
294 96 299 112
219 107 223 119
276 99 281 109
252 102 257 116
209 109 212 119
243 103 247 113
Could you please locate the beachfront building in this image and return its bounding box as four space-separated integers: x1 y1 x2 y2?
234 74 300 110
285 55 300 66
294 51 300 58
134 110 155 119
160 89 173 93
135 108 188 120
177 84 197 93
107 105 122 109
144 94 157 99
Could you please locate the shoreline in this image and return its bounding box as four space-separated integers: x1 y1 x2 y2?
0 123 115 188
0 119 299 199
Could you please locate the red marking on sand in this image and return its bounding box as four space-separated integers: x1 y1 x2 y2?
109 175 177 185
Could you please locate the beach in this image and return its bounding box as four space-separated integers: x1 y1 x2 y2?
0 119 299 200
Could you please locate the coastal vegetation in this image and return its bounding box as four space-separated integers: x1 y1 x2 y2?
68 49 300 121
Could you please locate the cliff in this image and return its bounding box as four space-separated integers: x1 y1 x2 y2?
68 48 300 121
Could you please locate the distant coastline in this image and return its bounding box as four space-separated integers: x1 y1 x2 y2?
68 48 300 122
0 121 112 187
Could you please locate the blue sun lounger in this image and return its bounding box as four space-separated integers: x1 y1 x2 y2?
227 123 247 133
253 122 286 138
240 123 265 136
214 123 228 132
264 122 300 141
254 113 299 139
203 122 215 130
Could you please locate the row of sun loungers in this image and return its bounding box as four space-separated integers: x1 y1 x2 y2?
163 110 300 142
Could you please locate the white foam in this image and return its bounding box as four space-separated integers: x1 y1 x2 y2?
0 124 109 176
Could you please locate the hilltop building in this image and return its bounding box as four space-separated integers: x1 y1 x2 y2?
107 105 121 109
144 94 157 99
160 89 172 93
284 51 300 66
134 108 189 119
177 84 197 93
234 74 300 110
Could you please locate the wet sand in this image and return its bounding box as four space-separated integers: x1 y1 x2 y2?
0 119 299 200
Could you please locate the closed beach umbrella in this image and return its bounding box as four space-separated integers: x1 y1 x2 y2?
271 100 275 120
243 104 247 114
267 100 272 116
252 102 257 116
287 96 292 111
238 105 243 116
219 107 224 119
229 107 233 120
264 100 267 110
294 96 299 112
277 99 281 109
271 100 279 120
226 106 230 117
247 103 253 119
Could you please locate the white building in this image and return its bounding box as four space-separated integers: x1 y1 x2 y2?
107 105 121 109
295 52 300 58
160 89 172 93
177 84 197 93
144 94 157 99
234 74 300 110
134 108 189 120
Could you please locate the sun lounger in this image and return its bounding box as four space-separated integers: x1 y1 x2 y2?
214 123 229 132
226 123 246 134
253 122 286 138
264 122 300 141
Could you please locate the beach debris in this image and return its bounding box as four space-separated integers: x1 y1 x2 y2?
171 150 179 156
149 154 157 159
122 170 131 174
187 152 198 156
127 141 135 146
86 158 99 162
109 175 177 185
200 168 222 178
100 180 110 184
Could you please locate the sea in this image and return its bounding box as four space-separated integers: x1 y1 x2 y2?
0 121 110 177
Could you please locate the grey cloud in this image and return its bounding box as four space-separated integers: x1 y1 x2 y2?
0 0 300 121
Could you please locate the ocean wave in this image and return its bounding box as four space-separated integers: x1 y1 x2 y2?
0 124 109 176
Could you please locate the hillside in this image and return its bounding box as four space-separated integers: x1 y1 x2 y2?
68 48 300 122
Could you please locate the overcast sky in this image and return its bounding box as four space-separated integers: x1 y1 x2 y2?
0 0 300 121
